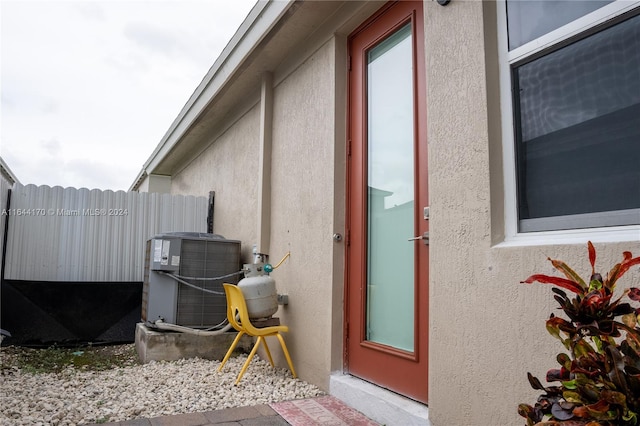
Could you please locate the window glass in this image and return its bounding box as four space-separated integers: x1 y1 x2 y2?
513 14 640 228
507 0 612 50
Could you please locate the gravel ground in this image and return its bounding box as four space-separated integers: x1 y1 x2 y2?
0 344 323 425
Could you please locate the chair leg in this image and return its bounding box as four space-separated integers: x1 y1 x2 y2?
262 337 275 367
218 331 245 372
276 333 297 378
235 336 262 385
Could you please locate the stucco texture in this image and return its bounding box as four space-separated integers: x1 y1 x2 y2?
425 1 640 425
170 105 261 256
269 38 337 390
164 30 340 392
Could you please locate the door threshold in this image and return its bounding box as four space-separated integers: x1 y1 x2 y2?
329 373 430 426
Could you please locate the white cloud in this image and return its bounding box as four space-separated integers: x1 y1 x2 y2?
1 0 256 191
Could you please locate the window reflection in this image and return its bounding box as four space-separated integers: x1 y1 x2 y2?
506 0 612 50
514 15 640 222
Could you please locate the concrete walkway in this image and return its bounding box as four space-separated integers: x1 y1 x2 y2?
88 396 381 426
89 404 289 426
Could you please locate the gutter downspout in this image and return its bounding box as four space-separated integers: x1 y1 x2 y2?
257 72 274 254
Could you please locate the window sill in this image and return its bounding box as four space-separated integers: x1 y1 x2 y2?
496 225 640 248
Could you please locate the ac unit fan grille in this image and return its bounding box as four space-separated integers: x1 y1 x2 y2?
176 239 240 328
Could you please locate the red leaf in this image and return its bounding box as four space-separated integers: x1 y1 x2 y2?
606 263 622 287
618 254 640 279
522 274 584 294
572 406 590 418
607 253 640 287
588 241 596 276
547 368 570 382
547 316 574 334
628 288 640 302
550 258 587 290
585 399 610 416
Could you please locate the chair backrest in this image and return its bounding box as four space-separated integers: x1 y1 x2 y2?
223 283 255 334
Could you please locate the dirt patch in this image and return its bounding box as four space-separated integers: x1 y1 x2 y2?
0 343 139 374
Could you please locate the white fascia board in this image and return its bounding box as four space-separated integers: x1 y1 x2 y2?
0 156 21 185
138 0 295 178
129 169 147 192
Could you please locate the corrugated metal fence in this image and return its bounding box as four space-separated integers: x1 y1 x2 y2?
3 183 208 282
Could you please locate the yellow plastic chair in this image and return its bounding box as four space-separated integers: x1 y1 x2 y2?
217 283 297 384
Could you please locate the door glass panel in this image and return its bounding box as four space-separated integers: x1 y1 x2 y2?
366 23 414 352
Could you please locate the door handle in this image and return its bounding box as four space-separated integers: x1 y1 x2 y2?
408 232 429 245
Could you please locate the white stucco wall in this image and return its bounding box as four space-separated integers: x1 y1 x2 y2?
425 1 640 424
136 174 171 194
170 105 261 258
269 38 337 389
167 38 340 390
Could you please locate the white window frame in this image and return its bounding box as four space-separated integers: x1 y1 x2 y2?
496 0 640 247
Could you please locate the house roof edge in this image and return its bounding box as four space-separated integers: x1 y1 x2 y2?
130 0 296 191
0 156 21 186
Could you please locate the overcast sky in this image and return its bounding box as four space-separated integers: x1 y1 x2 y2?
1 0 256 191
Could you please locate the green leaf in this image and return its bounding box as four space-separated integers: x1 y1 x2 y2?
593 336 604 353
563 379 577 389
622 410 637 422
600 389 627 407
579 382 602 401
623 313 637 329
550 257 587 290
574 340 597 357
607 263 623 289
547 316 572 340
563 390 584 403
589 279 603 291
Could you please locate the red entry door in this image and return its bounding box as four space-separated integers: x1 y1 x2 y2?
346 1 428 404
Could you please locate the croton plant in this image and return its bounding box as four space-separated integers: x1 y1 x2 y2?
519 242 640 425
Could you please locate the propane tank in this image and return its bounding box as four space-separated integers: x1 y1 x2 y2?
238 249 278 320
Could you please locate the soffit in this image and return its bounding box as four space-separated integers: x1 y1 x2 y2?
149 1 358 176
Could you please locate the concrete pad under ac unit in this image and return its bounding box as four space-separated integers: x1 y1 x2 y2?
135 322 253 363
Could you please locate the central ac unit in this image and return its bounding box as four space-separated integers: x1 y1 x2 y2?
142 232 241 328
